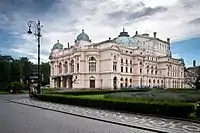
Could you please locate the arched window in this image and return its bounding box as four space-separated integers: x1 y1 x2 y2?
70 60 74 73
51 62 55 75
130 78 132 83
64 61 68 73
89 57 96 72
155 67 157 75
58 62 62 74
151 70 153 75
149 79 151 83
113 55 117 60
125 78 128 87
147 65 149 74
113 62 117 71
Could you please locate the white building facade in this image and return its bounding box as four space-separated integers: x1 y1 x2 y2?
49 29 186 90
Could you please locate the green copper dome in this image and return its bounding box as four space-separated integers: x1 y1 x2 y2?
77 29 90 42
52 40 63 50
179 58 185 65
115 28 138 46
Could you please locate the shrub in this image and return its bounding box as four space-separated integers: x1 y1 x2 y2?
54 89 150 95
37 94 194 119
7 82 26 93
104 90 200 103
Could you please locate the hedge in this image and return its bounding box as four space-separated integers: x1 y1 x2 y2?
37 94 194 119
53 89 151 95
104 90 200 103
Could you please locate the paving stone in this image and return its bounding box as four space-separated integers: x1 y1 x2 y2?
11 99 200 133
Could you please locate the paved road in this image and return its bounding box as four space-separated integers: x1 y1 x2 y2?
10 97 200 133
0 95 154 133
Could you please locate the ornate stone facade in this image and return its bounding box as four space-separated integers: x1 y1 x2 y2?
49 29 185 90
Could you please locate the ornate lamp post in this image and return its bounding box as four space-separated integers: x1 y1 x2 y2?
27 20 42 94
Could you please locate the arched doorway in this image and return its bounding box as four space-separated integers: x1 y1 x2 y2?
113 77 117 89
90 76 95 88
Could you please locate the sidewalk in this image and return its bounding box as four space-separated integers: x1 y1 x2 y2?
10 98 200 133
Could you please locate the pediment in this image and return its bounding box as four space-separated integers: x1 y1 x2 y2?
111 45 121 51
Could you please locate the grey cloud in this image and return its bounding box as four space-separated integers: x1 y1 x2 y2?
127 7 167 20
180 0 200 8
189 17 200 24
108 6 167 21
105 5 167 26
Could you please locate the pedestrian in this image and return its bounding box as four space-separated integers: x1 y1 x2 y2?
28 80 35 99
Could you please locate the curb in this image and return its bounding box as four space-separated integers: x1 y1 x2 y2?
8 100 170 133
134 112 200 124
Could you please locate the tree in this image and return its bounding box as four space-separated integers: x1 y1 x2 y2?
9 60 21 82
19 57 33 84
0 59 11 90
0 53 50 90
41 62 50 86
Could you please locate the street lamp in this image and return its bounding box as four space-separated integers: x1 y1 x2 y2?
27 20 42 94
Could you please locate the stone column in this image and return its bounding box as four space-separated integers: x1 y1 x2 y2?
60 76 63 88
66 78 68 89
54 79 57 88
50 78 54 88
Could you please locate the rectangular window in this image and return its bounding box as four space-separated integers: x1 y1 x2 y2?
126 59 128 64
121 67 123 72
130 68 132 73
130 60 132 65
113 62 117 71
89 62 96 72
140 68 142 74
121 59 123 64
126 67 128 73
77 63 79 73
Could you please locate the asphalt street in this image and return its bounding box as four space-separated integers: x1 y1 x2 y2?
0 95 154 133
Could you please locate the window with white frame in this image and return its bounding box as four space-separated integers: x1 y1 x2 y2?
64 61 68 73
113 62 117 71
58 62 62 74
70 60 74 73
89 57 96 72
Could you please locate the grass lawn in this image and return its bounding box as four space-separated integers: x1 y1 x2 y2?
42 87 59 94
73 94 105 99
0 91 10 94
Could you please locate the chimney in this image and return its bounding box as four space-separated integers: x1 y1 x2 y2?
68 42 70 48
167 38 170 44
135 31 138 35
193 60 196 67
153 32 157 38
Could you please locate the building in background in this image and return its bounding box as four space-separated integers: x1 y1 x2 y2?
49 29 185 90
184 60 200 88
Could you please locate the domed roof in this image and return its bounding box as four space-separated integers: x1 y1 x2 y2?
178 58 185 65
52 40 63 50
115 28 138 46
76 29 90 42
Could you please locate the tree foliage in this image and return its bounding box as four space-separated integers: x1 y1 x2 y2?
41 62 50 86
0 54 50 91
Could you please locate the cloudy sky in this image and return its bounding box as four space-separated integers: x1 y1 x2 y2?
0 0 200 67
